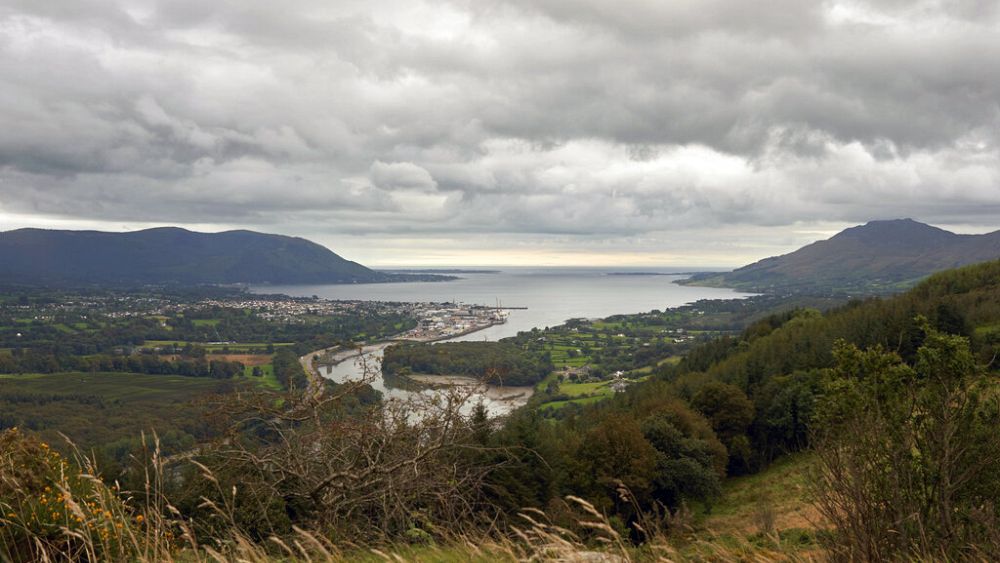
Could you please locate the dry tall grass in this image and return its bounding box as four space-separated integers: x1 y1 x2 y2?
1 426 821 562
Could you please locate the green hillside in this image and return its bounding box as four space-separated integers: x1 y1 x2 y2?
684 219 1000 295
483 259 1000 553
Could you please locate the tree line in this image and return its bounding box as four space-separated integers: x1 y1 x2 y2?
382 341 553 386
0 348 244 379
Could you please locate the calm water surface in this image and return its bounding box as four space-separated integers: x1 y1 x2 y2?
253 268 749 415
251 267 751 341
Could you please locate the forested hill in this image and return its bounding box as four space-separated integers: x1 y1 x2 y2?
0 227 452 286
485 259 1000 529
683 219 1000 294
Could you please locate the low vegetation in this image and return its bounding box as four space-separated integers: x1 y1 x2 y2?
0 426 816 562
0 372 229 480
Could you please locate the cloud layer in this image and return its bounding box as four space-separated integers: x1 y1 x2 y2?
1 0 998 265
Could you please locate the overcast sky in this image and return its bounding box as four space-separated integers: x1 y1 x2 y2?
1 0 999 266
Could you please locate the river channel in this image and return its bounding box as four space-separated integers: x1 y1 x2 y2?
319 342 534 416
277 268 754 416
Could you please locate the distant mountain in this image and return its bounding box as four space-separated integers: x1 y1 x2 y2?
0 227 454 286
379 269 502 274
683 219 1000 295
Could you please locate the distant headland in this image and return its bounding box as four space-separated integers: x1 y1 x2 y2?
0 227 456 287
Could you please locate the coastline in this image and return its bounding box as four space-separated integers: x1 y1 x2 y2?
412 319 507 343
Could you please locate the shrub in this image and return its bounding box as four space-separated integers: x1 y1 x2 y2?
812 322 1000 560
0 428 149 562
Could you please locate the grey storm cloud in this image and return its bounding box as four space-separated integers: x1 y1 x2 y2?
0 0 999 264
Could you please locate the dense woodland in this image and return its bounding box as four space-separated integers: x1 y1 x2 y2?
0 348 246 379
477 260 1000 545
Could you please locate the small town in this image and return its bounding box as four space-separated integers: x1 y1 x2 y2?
1 291 510 339
395 304 509 341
